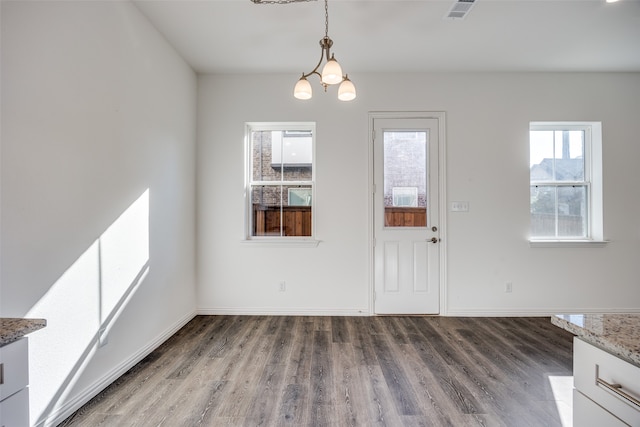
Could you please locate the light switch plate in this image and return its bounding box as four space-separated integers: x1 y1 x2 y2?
451 201 469 212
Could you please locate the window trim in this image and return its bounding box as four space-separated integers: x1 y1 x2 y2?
244 122 319 244
529 121 606 245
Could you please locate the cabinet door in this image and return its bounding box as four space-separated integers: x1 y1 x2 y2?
574 390 627 427
0 338 29 401
574 338 640 426
0 387 30 427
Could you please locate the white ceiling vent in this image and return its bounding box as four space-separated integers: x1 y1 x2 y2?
445 0 477 20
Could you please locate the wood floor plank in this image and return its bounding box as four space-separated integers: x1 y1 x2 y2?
356 363 405 426
349 317 379 367
331 317 351 344
378 316 410 345
279 383 309 426
390 327 468 426
61 316 574 427
331 342 368 426
370 334 422 416
310 330 334 407
243 317 294 426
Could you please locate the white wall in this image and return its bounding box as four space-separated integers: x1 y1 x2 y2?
197 72 640 316
1 1 197 425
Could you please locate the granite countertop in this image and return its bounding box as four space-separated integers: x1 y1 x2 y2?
552 313 640 367
0 318 47 346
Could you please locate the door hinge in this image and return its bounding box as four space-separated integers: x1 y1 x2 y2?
373 238 376 247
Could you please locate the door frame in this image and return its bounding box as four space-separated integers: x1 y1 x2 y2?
368 111 448 315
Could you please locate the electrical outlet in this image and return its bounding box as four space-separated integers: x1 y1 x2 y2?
279 281 286 292
505 282 513 293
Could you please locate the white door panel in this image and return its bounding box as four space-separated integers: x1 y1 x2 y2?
373 116 442 314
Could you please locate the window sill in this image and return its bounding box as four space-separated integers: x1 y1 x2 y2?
241 239 321 248
529 240 609 248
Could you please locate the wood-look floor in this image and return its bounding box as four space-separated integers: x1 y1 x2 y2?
59 316 574 427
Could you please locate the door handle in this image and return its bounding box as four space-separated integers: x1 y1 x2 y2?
428 237 440 244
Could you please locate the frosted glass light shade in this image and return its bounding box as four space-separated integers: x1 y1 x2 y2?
321 56 343 85
294 77 312 100
338 77 356 101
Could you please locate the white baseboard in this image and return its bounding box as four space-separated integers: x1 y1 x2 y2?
39 310 197 427
197 307 371 316
197 306 640 317
445 307 640 317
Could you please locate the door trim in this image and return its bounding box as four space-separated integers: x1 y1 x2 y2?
368 111 447 316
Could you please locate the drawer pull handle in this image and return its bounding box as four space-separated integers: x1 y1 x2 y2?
596 376 640 409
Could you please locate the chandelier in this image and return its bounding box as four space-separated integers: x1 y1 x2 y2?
292 0 356 101
251 0 356 101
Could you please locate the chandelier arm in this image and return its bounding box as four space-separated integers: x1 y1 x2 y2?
300 46 328 80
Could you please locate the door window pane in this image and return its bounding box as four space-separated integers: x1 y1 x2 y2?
383 131 427 227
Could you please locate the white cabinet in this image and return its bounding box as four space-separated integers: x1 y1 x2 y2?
574 337 640 426
574 388 628 426
0 338 30 427
0 388 29 427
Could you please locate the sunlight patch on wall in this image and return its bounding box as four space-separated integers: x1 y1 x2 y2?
26 189 150 425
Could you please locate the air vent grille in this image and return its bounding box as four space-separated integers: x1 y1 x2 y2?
445 0 477 20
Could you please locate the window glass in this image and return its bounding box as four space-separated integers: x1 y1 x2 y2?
383 131 427 227
529 122 601 241
247 123 314 238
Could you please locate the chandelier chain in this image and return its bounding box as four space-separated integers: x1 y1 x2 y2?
324 0 329 38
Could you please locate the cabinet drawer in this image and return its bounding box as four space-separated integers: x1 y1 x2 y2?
574 389 627 427
574 337 640 426
0 387 29 427
0 338 29 401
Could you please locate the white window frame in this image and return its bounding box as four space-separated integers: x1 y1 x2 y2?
529 121 605 246
244 122 319 246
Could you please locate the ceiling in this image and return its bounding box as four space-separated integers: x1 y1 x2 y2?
132 0 640 75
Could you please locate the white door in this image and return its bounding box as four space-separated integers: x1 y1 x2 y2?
372 115 442 314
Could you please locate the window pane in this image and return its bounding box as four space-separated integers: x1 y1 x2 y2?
554 131 584 181
530 185 587 238
530 131 555 181
251 185 282 236
530 130 584 182
529 121 601 241
252 130 313 182
383 131 427 227
530 186 556 237
252 131 282 182
250 185 312 237
283 185 312 236
558 186 587 237
247 123 314 239
277 130 313 182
